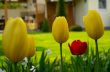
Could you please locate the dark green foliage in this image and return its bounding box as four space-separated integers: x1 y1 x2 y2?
56 0 66 17
39 50 47 72
70 25 83 31
1 49 110 72
41 19 50 32
0 40 4 56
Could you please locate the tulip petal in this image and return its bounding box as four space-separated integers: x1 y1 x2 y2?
26 35 36 57
68 40 87 55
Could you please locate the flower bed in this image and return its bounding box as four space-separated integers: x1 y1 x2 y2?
0 10 110 72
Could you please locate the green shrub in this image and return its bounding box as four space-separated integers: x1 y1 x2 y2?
9 3 22 9
56 0 66 17
0 2 22 9
41 19 50 32
0 3 4 9
70 25 83 31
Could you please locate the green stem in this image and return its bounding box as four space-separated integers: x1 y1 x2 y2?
60 43 63 72
76 55 79 72
95 39 99 72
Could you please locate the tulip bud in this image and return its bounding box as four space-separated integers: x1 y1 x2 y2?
26 36 36 57
83 10 104 40
68 40 87 55
3 17 28 62
52 16 69 43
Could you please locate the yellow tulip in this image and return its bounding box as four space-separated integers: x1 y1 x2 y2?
5 18 13 25
83 10 104 40
26 35 36 57
52 16 69 43
3 17 28 62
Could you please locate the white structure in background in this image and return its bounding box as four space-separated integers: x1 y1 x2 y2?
36 0 46 16
0 0 46 17
0 0 110 28
27 0 35 14
36 0 45 13
74 0 110 28
50 0 72 2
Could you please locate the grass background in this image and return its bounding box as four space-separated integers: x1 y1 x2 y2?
0 30 110 59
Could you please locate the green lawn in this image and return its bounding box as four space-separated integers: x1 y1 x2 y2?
33 30 110 59
0 31 110 59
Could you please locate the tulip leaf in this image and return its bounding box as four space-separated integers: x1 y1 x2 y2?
0 40 4 56
0 48 4 56
39 50 47 72
37 46 46 51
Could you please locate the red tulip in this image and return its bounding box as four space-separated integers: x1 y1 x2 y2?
68 40 87 55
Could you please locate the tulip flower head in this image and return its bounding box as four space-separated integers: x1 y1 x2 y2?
3 17 28 62
26 36 36 57
52 16 69 43
83 10 104 40
68 40 87 55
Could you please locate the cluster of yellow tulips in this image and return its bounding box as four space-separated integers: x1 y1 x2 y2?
52 10 104 72
52 10 104 43
2 17 36 62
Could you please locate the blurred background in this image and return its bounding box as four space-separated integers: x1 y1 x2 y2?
0 0 110 32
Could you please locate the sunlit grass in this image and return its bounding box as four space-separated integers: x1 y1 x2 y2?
0 30 110 59
33 30 110 59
